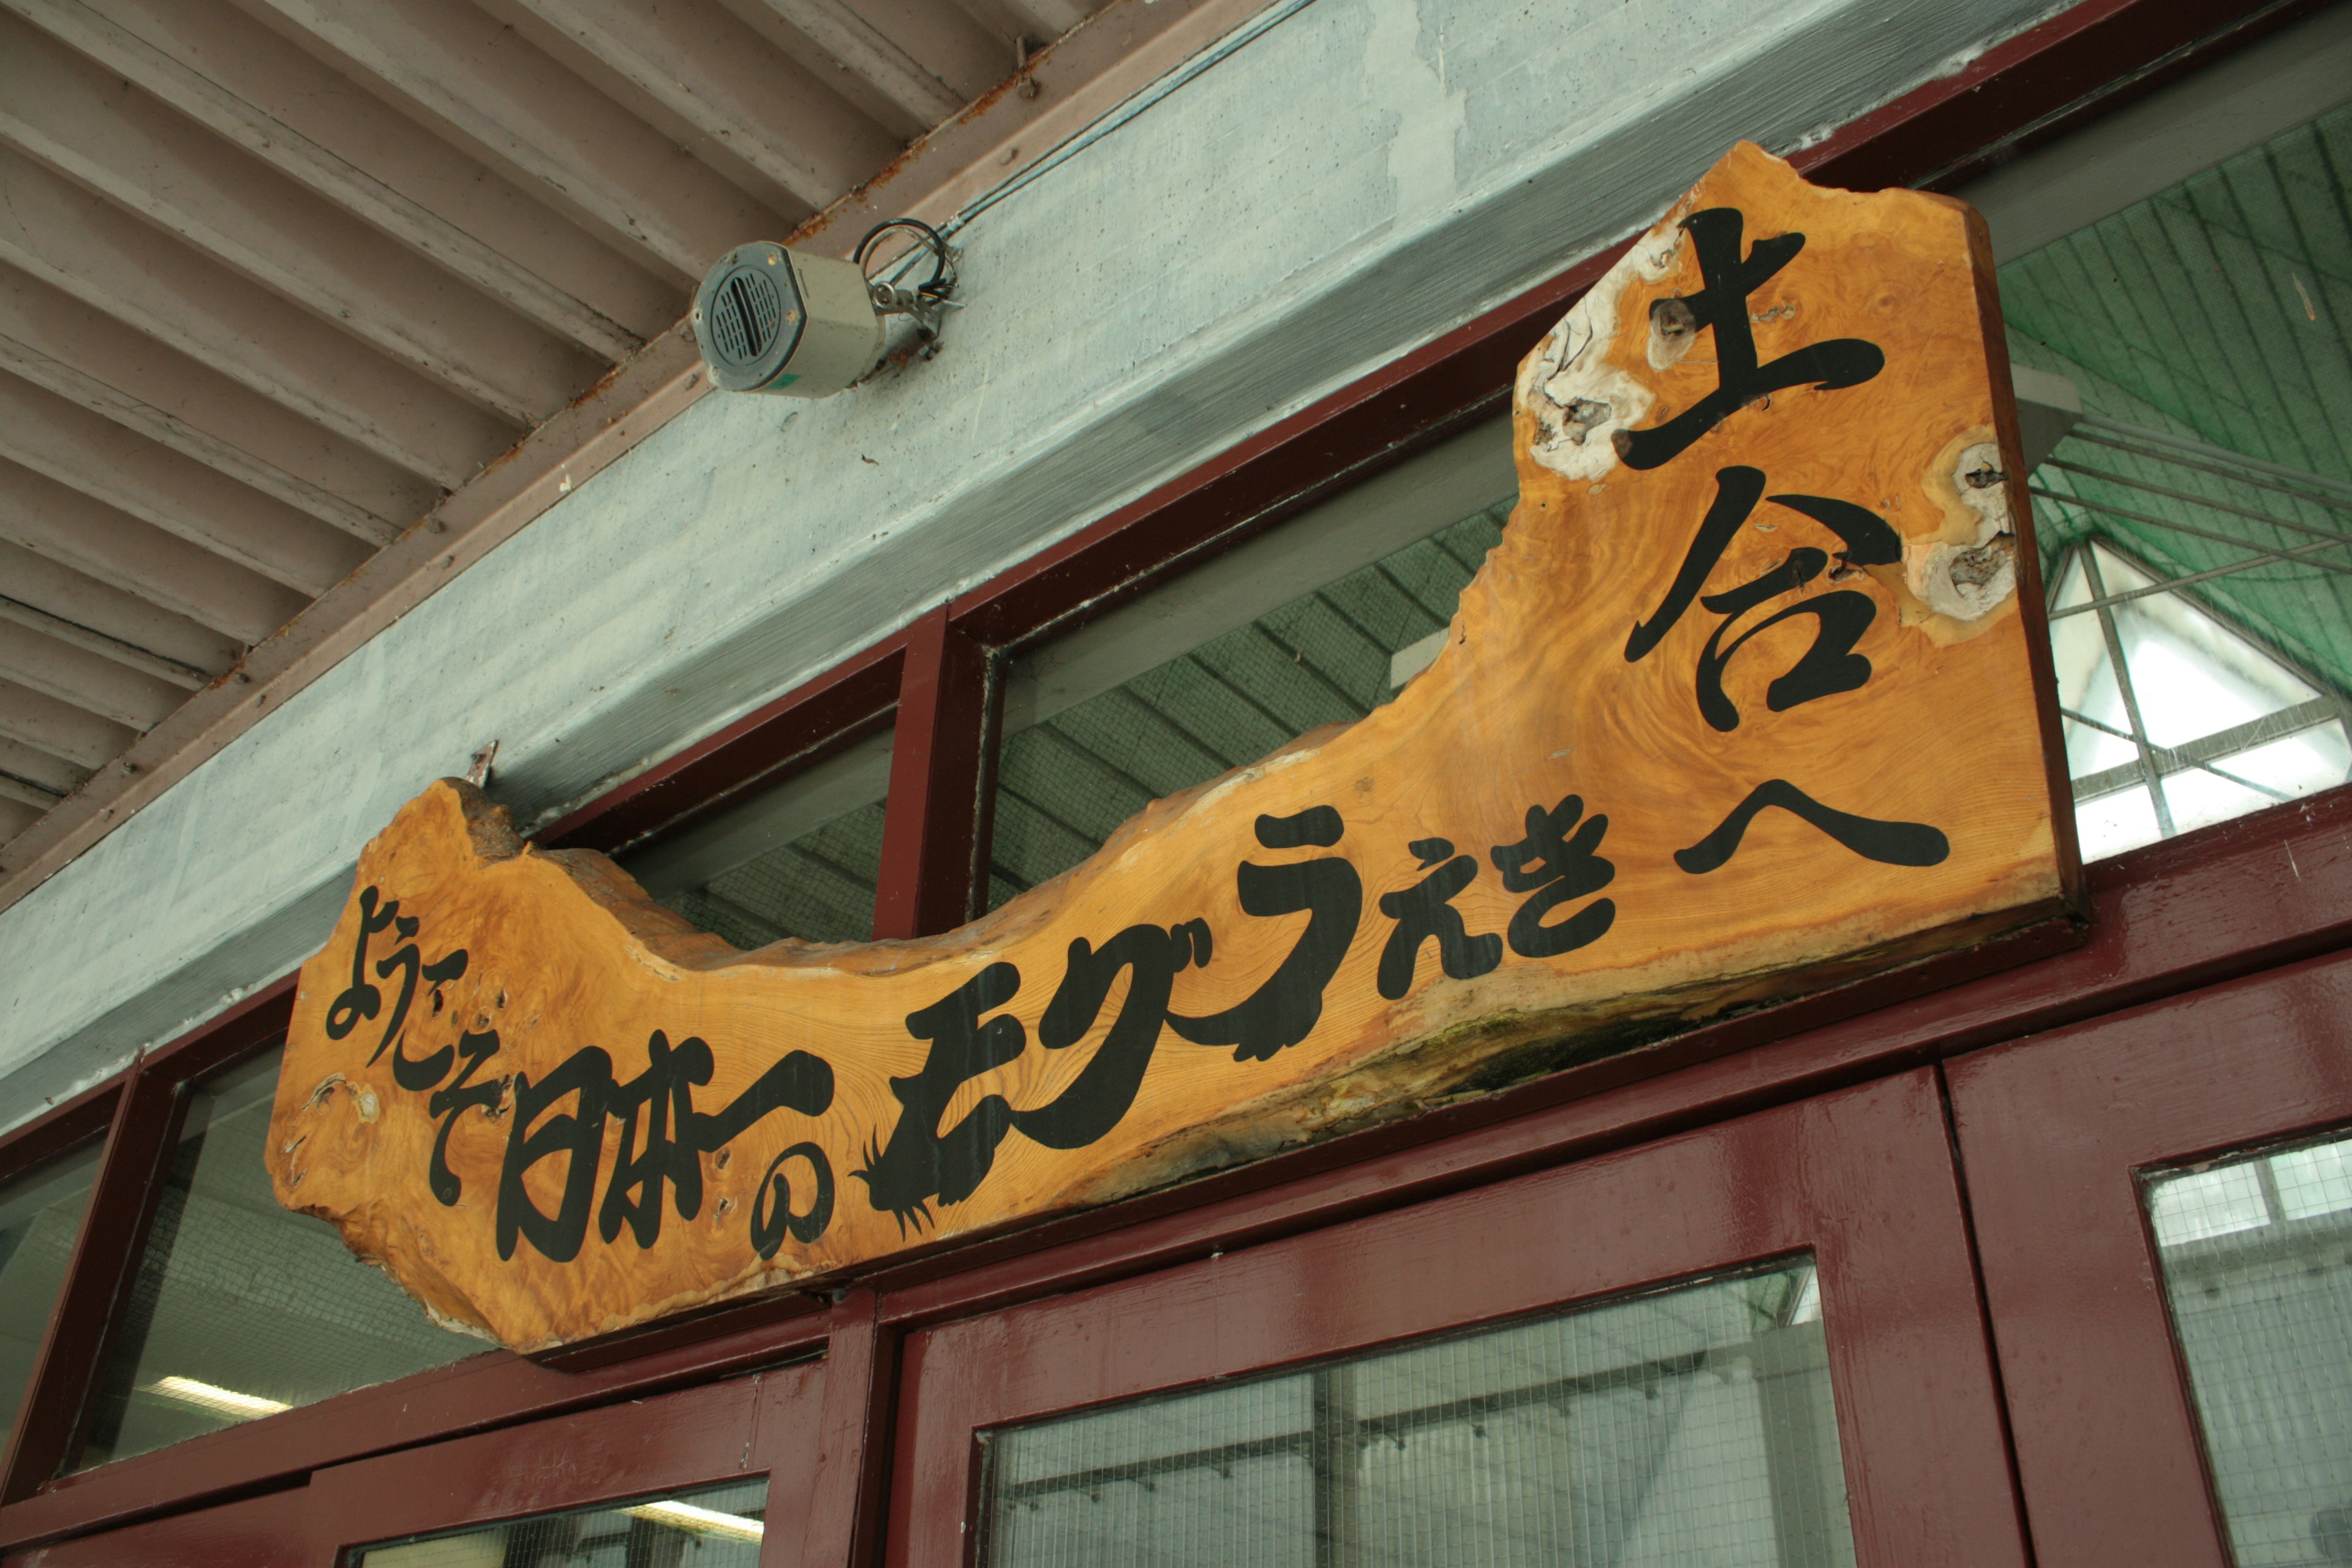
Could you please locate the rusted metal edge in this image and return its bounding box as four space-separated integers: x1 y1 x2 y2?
0 0 1283 923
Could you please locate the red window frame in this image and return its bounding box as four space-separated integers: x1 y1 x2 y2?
306 1365 821 1568
1950 945 2352 1567
889 1069 2029 1567
0 0 2333 1556
6 1487 311 1568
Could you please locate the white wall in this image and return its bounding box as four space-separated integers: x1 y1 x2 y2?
0 0 2069 1126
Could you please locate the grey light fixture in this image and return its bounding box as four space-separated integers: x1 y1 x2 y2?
691 221 960 399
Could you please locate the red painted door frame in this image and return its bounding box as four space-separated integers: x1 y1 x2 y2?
306 1368 821 1568
1950 946 2352 1568
7 1485 312 1568
891 1069 2029 1568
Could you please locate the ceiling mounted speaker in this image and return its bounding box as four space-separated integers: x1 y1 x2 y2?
692 242 881 398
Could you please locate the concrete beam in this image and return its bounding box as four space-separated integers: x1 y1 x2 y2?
0 459 304 645
236 0 794 279
0 13 605 426
0 620 183 731
495 0 907 211
8 0 664 361
0 265 423 543
0 146 516 489
0 375 372 598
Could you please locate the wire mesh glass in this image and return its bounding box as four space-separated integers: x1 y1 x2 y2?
350 1477 768 1568
2004 99 2352 859
987 502 1509 908
2144 1129 2352 1566
0 1137 99 1438
975 1256 1853 1568
72 1047 485 1472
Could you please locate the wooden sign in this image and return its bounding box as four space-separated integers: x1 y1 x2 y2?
268 143 2073 1352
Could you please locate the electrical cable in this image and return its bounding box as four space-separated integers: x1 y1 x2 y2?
855 217 956 300
934 0 1325 245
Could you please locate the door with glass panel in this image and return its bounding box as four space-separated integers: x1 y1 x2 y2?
304 1369 816 1568
1951 948 2352 1568
889 1069 2027 1568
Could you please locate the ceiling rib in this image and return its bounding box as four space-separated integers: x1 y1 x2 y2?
0 802 40 843
0 379 371 597
494 0 908 209
0 587 217 690
0 148 514 487
723 0 974 126
0 263 439 532
0 621 183 731
234 0 794 277
958 0 1090 47
0 679 138 772
0 322 407 546
0 778 56 815
0 13 600 426
0 461 307 644
0 734 83 797
12 0 666 357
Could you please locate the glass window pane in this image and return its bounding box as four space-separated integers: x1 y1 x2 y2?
0 1139 100 1439
354 1477 768 1567
987 435 1514 910
976 1257 1854 1568
2073 782 2163 861
2144 1129 2352 1562
2002 98 2352 858
74 1049 484 1471
619 732 890 947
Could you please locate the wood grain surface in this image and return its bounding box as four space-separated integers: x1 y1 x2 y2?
267 143 2071 1351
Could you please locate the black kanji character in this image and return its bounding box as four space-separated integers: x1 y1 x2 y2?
1377 837 1502 1000
592 1033 835 1250
599 1030 714 1249
1615 208 1884 470
1626 468 1902 729
1491 796 1618 958
693 1046 836 1253
497 1048 613 1264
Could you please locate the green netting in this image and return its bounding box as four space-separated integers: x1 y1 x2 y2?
2002 100 2352 694
986 505 1510 908
670 799 886 947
